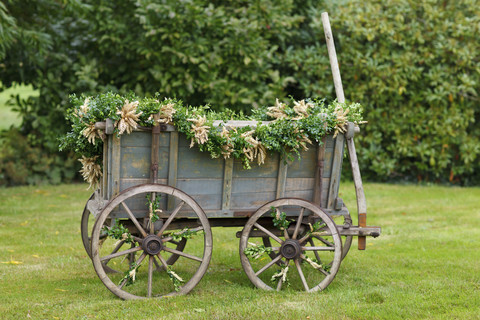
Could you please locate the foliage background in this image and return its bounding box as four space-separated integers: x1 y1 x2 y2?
1 0 479 185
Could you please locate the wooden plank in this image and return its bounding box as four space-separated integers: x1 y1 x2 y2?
285 178 315 191
167 131 179 210
102 137 108 199
232 153 279 178
283 190 314 202
221 158 234 211
327 134 345 209
151 117 161 183
313 138 326 206
121 147 169 179
111 135 121 196
322 136 335 178
176 140 224 179
232 178 277 194
347 136 368 250
286 148 317 178
176 179 223 195
120 178 167 190
322 12 345 103
212 120 270 129
276 157 288 198
230 191 276 210
106 135 113 199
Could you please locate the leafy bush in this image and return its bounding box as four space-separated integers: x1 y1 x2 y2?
1 0 479 185
318 1 480 184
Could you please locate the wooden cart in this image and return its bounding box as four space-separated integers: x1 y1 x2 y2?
81 13 380 299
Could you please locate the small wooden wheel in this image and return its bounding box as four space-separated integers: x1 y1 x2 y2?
262 215 352 263
239 198 342 292
91 184 212 299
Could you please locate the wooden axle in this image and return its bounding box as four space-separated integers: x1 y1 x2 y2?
235 225 381 239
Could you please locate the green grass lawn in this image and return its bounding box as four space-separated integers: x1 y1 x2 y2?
0 182 479 319
0 84 38 130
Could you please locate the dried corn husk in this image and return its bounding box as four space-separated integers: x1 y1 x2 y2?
220 126 234 159
157 102 176 124
266 99 288 120
79 156 102 190
241 130 267 165
82 123 98 145
333 104 349 138
293 128 313 151
116 100 142 135
187 116 210 147
292 99 314 119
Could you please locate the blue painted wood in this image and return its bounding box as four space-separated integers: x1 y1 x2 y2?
104 129 345 219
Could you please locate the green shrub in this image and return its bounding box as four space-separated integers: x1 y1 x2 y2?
0 129 77 186
326 0 480 184
1 0 479 185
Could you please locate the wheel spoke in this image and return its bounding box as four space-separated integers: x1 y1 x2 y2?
255 254 283 276
162 226 204 243
300 254 329 276
253 223 283 245
147 256 154 297
102 240 125 265
100 246 142 262
292 207 305 239
302 246 335 252
156 201 185 236
315 236 334 247
294 259 309 291
121 202 148 237
156 253 169 269
118 252 147 289
163 247 202 262
153 256 162 271
308 239 321 262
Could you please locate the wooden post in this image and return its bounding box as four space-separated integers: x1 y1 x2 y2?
321 12 366 249
321 12 345 104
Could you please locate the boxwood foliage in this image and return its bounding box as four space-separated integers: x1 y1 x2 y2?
1 0 479 185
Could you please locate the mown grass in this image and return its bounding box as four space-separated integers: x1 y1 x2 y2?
0 84 38 130
0 182 479 319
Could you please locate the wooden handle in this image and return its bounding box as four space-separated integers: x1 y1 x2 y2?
322 12 368 249
321 12 345 103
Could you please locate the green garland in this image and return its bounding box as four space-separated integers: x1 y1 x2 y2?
59 92 365 187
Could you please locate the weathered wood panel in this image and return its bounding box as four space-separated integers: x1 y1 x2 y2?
105 128 346 219
222 158 234 210
276 159 288 198
230 191 276 210
287 148 317 178
327 135 345 209
233 153 280 178
124 146 170 179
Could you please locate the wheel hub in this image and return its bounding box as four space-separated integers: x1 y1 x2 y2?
280 239 302 260
142 235 163 255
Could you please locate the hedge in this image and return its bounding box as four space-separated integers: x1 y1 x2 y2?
0 0 479 185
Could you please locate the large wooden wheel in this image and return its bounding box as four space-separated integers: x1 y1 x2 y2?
91 184 212 299
239 198 342 292
81 192 188 269
80 193 95 258
262 215 352 263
